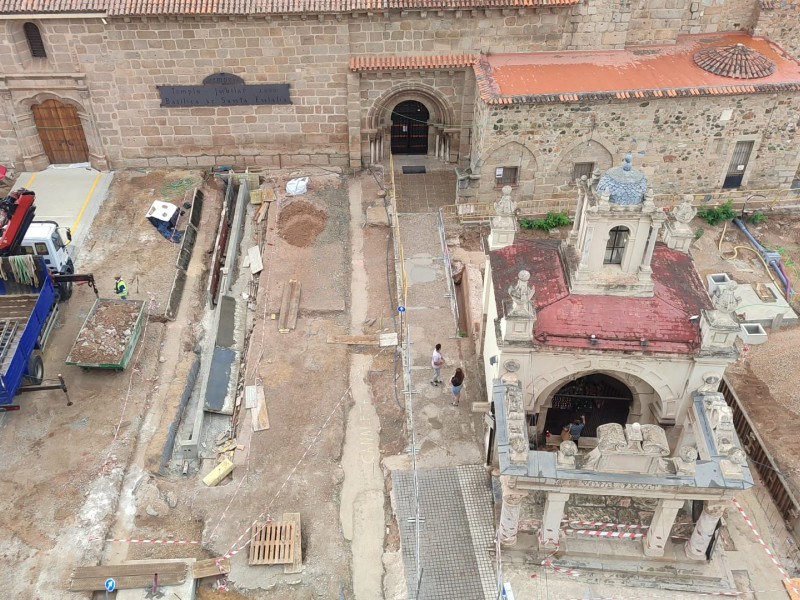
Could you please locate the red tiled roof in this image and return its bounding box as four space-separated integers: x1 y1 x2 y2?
693 43 776 78
475 32 800 104
0 0 105 12
88 0 580 15
350 54 477 71
489 240 713 353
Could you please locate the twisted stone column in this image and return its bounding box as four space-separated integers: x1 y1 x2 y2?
498 477 528 546
685 502 726 560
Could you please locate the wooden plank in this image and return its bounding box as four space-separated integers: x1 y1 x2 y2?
72 562 187 578
251 385 270 431
70 572 186 591
249 521 295 565
379 332 398 347
247 246 263 275
278 279 300 334
244 385 258 409
283 512 302 574
192 558 230 579
784 579 800 600
327 334 380 346
203 458 234 487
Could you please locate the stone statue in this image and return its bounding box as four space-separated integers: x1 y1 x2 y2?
673 196 698 223
642 188 656 212
494 185 517 217
582 446 602 471
675 446 698 476
507 270 535 318
557 440 577 469
712 280 741 313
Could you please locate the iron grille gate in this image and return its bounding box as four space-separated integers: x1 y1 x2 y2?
723 141 754 189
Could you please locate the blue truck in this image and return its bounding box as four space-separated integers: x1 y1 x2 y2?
0 189 98 412
0 255 65 410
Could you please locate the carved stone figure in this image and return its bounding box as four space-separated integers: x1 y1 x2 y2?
582 446 602 471
557 440 578 469
673 197 698 224
675 446 698 476
698 374 721 395
495 185 517 217
508 270 536 318
712 280 741 312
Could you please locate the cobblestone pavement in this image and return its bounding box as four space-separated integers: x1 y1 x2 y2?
393 157 457 212
393 465 495 600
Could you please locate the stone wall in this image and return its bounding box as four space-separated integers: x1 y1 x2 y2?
469 93 800 202
754 0 800 58
680 0 759 36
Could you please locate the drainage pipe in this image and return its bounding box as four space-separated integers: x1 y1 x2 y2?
732 217 792 298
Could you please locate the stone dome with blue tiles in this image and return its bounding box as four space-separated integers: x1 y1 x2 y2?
597 154 648 205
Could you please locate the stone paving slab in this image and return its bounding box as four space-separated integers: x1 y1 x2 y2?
393 465 495 600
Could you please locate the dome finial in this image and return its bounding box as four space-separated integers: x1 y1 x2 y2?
623 153 633 171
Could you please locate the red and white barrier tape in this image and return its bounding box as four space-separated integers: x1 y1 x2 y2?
102 538 201 545
557 591 791 600
732 497 799 596
564 520 649 529
219 386 353 561
564 529 645 539
542 558 580 578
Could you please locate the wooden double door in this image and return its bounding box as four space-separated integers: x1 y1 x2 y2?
390 100 429 155
31 99 89 164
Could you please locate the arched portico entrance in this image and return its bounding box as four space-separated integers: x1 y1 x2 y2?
390 100 429 155
31 99 89 164
543 373 633 439
364 84 457 166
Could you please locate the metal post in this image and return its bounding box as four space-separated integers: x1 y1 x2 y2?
152 572 158 593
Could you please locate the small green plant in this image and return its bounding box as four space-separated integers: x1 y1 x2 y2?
696 200 737 226
694 227 705 239
747 211 768 225
457 328 468 338
519 211 573 231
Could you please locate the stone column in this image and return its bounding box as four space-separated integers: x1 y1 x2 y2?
538 492 569 549
498 476 528 546
567 185 585 245
640 215 665 272
644 498 684 557
346 71 362 168
685 502 726 560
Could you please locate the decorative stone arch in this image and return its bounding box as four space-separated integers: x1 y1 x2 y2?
10 90 108 171
531 361 678 435
364 83 457 165
554 134 616 187
476 141 540 203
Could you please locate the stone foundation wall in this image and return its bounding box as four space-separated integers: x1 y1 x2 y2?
469 93 800 202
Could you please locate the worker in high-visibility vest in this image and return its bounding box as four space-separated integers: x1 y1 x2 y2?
114 276 128 300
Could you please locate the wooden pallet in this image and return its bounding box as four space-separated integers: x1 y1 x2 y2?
192 557 231 580
249 521 295 565
69 561 187 591
283 512 302 574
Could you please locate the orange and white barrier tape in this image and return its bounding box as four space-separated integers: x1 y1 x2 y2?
102 537 201 545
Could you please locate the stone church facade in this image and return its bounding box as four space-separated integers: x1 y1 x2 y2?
0 0 798 200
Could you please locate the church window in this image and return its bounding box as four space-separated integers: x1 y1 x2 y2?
604 226 629 264
572 162 594 182
495 166 518 187
24 23 47 58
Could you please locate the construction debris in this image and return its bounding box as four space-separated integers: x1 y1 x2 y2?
69 562 187 591
203 458 235 487
278 279 301 333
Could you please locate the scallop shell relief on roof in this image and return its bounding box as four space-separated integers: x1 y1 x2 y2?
693 43 776 79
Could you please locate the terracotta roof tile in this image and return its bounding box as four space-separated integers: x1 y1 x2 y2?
350 53 477 71
694 43 776 79
92 0 578 15
490 240 712 353
477 32 800 105
0 0 105 12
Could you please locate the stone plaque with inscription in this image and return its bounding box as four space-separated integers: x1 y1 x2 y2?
157 73 291 107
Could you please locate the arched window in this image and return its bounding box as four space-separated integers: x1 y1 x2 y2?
24 22 47 58
604 226 629 264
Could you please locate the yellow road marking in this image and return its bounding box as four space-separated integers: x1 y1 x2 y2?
25 173 36 188
72 172 101 233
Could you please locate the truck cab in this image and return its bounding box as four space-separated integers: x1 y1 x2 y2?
20 221 74 276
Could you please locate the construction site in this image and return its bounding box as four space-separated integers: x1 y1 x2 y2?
2 158 800 600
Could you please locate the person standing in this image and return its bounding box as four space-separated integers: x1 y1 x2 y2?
114 276 128 300
568 415 586 443
430 343 444 386
450 367 465 406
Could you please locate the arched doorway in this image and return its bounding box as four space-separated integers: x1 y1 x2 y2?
543 373 632 438
391 100 429 155
31 99 89 164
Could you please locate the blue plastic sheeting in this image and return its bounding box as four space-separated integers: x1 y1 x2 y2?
147 216 184 243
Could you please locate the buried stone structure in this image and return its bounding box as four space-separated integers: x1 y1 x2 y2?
480 156 753 563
